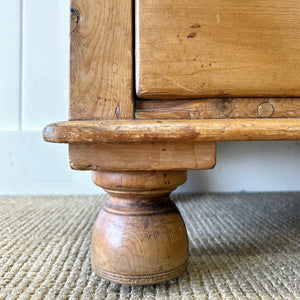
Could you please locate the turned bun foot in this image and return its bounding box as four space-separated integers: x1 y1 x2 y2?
91 171 188 285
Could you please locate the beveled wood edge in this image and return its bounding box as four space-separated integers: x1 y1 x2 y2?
43 119 300 144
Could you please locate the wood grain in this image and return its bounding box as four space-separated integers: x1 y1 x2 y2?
44 119 300 143
69 142 216 171
44 0 300 286
136 99 300 119
91 171 188 285
136 0 300 98
70 0 133 119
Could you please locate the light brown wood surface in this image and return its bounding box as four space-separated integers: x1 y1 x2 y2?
44 119 300 144
91 171 188 285
70 0 133 119
69 142 216 171
44 0 300 286
136 99 300 120
136 0 300 99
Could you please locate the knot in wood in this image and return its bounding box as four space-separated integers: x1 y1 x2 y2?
70 8 81 35
257 102 275 118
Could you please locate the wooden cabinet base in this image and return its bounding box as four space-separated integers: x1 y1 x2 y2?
91 171 189 285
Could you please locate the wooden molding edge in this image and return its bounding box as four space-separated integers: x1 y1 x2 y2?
44 118 300 144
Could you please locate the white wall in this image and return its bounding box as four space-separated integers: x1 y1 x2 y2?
1 1 299 195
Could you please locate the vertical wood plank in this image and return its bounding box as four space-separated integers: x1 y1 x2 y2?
0 0 22 130
22 0 69 130
70 0 134 120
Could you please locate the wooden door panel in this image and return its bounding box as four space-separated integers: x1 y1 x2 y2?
136 0 300 99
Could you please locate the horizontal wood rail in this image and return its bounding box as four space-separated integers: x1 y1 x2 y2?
136 99 300 120
43 119 300 144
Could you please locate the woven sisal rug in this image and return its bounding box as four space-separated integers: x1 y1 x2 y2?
0 193 299 299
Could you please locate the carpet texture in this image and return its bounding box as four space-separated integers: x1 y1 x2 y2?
0 193 299 299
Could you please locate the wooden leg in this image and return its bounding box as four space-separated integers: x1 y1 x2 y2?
91 171 188 285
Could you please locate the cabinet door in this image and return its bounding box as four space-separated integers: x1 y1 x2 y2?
136 0 300 99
